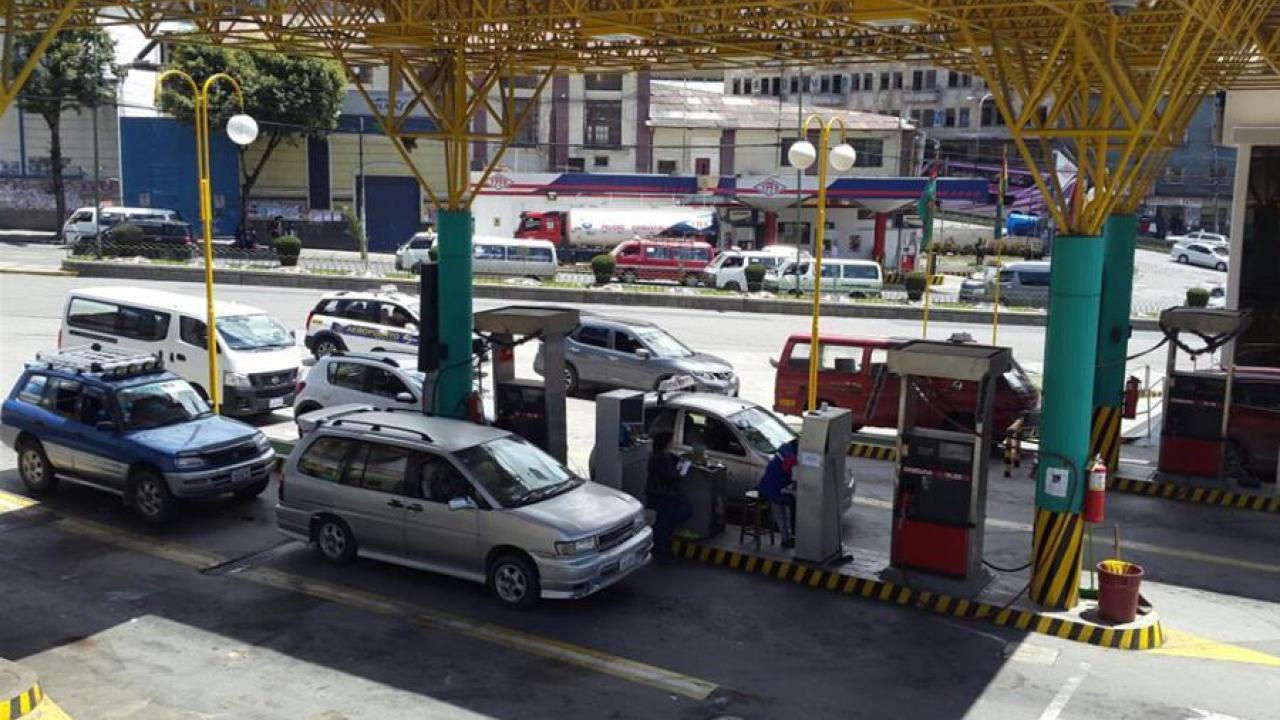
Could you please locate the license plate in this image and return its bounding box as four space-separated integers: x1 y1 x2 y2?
268 397 285 409
619 552 638 573
232 467 250 483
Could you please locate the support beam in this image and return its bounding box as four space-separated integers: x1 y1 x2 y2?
1091 214 1138 473
434 209 474 418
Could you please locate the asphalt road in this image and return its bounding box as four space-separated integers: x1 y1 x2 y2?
1 271 1278 719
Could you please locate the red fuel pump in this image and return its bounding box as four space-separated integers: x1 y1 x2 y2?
1084 455 1106 523
1123 376 1141 420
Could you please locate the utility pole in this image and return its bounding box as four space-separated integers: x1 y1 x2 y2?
92 99 101 258
358 116 366 231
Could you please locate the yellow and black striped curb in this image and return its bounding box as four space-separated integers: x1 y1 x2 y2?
883 272 946 286
1110 476 1280 514
2 682 44 720
668 539 1165 650
848 442 898 462
1030 508 1085 609
1090 406 1122 472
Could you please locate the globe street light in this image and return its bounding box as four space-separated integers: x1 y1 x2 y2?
789 115 856 413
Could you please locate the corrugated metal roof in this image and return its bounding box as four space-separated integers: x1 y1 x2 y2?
648 81 913 132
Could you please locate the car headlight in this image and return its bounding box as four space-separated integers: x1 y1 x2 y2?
693 371 717 381
253 433 272 453
555 536 598 557
174 454 206 469
224 372 252 388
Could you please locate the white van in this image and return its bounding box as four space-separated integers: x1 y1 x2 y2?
702 250 792 291
60 287 302 416
766 258 884 296
472 237 558 280
62 206 182 244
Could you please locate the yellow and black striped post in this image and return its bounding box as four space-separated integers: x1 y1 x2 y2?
1090 406 1122 473
1030 507 1085 609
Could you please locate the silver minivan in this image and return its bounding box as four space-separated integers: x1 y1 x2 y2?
997 261 1052 307
277 405 652 608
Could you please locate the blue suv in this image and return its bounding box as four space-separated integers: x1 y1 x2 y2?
1 347 276 523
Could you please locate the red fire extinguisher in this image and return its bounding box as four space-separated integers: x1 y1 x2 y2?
1084 455 1107 524
1123 375 1141 419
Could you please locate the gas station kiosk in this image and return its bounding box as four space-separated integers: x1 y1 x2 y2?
887 341 1011 579
594 389 651 499
473 306 579 464
793 407 855 565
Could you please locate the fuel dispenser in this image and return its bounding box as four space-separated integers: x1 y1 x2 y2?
1156 308 1252 478
593 389 651 500
888 341 1011 579
794 406 854 565
473 306 579 463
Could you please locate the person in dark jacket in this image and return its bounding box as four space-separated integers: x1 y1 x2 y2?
646 431 691 555
757 438 799 548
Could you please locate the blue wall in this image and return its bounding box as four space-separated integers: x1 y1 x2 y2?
119 117 241 237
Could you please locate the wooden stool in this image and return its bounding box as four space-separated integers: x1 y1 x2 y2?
739 489 776 549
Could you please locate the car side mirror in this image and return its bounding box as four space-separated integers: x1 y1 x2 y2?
448 497 477 511
406 323 418 333
396 392 415 403
768 357 779 369
95 420 114 432
635 348 651 360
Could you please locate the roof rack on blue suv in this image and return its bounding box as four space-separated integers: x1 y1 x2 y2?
34 345 164 379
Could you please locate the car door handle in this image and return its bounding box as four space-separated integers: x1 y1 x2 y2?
175 352 187 362
387 499 405 509
406 504 423 512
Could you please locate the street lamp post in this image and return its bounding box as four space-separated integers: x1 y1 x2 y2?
967 92 994 164
155 71 257 414
788 115 856 413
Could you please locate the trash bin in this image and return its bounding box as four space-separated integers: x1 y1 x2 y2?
1096 559 1144 623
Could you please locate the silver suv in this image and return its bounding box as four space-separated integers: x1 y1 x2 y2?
277 406 652 608
534 316 739 395
294 352 426 419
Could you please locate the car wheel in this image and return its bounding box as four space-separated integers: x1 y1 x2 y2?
724 281 742 293
232 477 270 502
312 336 341 358
621 271 638 284
564 364 580 395
489 552 540 609
1215 261 1227 271
131 469 175 524
681 274 700 287
1177 254 1189 264
313 516 357 564
17 437 57 495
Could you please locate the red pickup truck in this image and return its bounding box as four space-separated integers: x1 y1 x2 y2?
772 334 1040 433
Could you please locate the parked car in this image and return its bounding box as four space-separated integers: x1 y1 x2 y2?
393 231 435 272
1171 242 1229 271
1 347 275 522
1166 229 1228 246
278 405 652 608
701 250 790 291
764 258 884 297
1207 284 1226 308
610 239 716 286
305 288 420 357
72 218 196 260
61 287 300 416
533 316 738 395
294 352 426 418
62 206 182 245
997 260 1052 307
959 266 999 303
1226 367 1280 480
471 237 558 280
772 334 1040 434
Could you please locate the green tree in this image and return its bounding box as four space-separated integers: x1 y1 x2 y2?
11 29 117 229
157 44 345 235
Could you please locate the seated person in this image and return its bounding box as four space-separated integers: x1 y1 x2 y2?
646 431 691 554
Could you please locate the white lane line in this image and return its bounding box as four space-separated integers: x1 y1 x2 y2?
1037 662 1090 720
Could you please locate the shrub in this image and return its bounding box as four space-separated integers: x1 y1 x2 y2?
110 223 144 244
1185 287 1210 308
590 254 616 285
744 262 768 292
904 271 928 301
274 234 302 267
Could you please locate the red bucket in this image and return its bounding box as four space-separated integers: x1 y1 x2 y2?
1096 559 1144 623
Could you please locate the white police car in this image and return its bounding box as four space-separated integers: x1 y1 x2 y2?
304 288 420 358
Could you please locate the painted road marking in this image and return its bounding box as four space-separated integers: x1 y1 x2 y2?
0 489 718 701
853 496 1280 575
1151 629 1280 668
1037 662 1090 720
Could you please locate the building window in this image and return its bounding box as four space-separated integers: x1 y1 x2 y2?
920 110 935 128
732 78 742 95
863 73 874 91
584 100 622 148
819 75 830 93
771 77 781 96
657 160 677 175
593 155 609 168
981 103 996 127
962 73 973 87
924 70 937 89
567 157 585 172
892 72 903 89
510 97 539 147
833 74 844 94
879 72 890 90
500 75 539 90
742 78 752 95
947 71 958 88
912 70 923 91
585 73 623 91
909 109 923 125
958 107 971 128
1165 166 1184 182
790 76 800 94
944 108 956 127
850 73 861 92
851 138 884 167
695 157 711 175
803 76 812 93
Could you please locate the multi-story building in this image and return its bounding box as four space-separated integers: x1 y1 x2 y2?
1142 96 1237 235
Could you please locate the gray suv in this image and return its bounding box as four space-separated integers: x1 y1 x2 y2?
534 316 739 395
277 405 652 608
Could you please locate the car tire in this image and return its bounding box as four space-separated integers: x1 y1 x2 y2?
1215 261 1227 271
233 477 270 502
681 274 700 287
130 469 175 524
488 552 540 609
724 281 742 293
16 437 57 495
621 271 638 284
1177 254 1189 264
312 335 343 358
564 364 580 395
313 516 358 564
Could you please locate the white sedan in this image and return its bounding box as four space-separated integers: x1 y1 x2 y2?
1167 230 1228 246
1170 242 1229 271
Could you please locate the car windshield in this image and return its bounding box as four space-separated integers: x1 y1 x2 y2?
729 406 797 455
636 328 694 358
217 314 292 351
455 436 582 507
118 379 211 431
1212 246 1229 256
706 253 730 270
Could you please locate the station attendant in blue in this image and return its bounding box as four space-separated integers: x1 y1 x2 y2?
757 438 799 548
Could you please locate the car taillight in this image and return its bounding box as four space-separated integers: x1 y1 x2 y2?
295 380 306 395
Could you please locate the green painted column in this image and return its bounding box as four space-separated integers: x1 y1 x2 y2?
435 209 474 419
1031 234 1104 610
1091 214 1138 471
